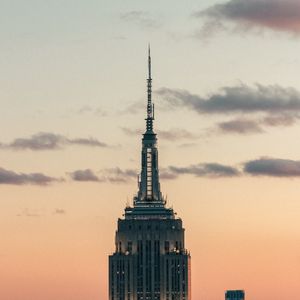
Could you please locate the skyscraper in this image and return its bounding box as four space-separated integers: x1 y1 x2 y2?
109 48 191 300
225 290 245 300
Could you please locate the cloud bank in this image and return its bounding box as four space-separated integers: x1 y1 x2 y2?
195 0 300 36
157 84 300 134
1 132 107 151
168 163 240 178
218 119 264 134
7 156 300 187
157 85 300 115
120 11 161 29
69 168 137 183
165 159 300 179
0 167 60 185
244 158 300 177
69 169 102 182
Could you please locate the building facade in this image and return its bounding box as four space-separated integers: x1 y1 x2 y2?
225 290 245 300
109 48 191 300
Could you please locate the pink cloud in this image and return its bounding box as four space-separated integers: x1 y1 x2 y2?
196 0 300 34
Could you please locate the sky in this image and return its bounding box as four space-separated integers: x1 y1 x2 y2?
1 0 300 299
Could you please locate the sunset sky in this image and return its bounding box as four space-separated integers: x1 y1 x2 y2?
1 1 300 299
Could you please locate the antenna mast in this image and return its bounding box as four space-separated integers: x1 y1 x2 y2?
146 44 154 132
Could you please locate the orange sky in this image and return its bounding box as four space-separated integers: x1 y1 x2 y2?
1 1 300 299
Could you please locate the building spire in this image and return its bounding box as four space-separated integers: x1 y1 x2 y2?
146 44 154 132
123 47 175 219
148 44 151 79
132 46 163 204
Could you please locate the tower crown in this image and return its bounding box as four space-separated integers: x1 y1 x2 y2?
124 46 174 220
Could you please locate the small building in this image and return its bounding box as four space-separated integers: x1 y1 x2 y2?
225 290 245 300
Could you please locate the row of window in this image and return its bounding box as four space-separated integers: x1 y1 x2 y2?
126 224 179 230
116 240 183 253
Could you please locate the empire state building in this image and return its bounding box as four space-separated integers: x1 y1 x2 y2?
109 48 191 300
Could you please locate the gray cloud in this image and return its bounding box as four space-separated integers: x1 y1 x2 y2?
178 143 198 148
9 132 65 150
261 114 298 127
157 85 300 115
160 170 179 180
69 168 137 184
217 114 299 135
195 0 300 36
121 101 145 115
77 105 107 117
17 208 41 217
2 132 107 151
68 137 107 147
244 158 300 177
54 208 66 215
0 167 60 185
69 169 102 182
105 167 137 183
158 85 300 134
163 159 300 179
121 127 143 136
158 129 198 141
168 163 240 178
78 105 93 114
218 118 264 134
120 11 161 29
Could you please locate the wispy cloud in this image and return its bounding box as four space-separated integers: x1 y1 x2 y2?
218 118 264 134
261 114 298 127
77 105 107 117
217 114 298 135
104 167 137 183
1 132 107 151
8 132 65 151
194 0 300 37
17 208 42 217
168 163 240 178
160 169 180 180
69 169 103 182
244 158 300 177
68 137 107 147
0 167 60 185
158 129 199 141
178 143 198 148
120 11 161 29
120 101 145 115
53 208 66 215
69 168 137 184
121 127 143 136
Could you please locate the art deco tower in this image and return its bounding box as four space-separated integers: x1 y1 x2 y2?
109 48 191 300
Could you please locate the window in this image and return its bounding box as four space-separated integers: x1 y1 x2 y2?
165 241 170 253
127 242 132 253
146 148 152 199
